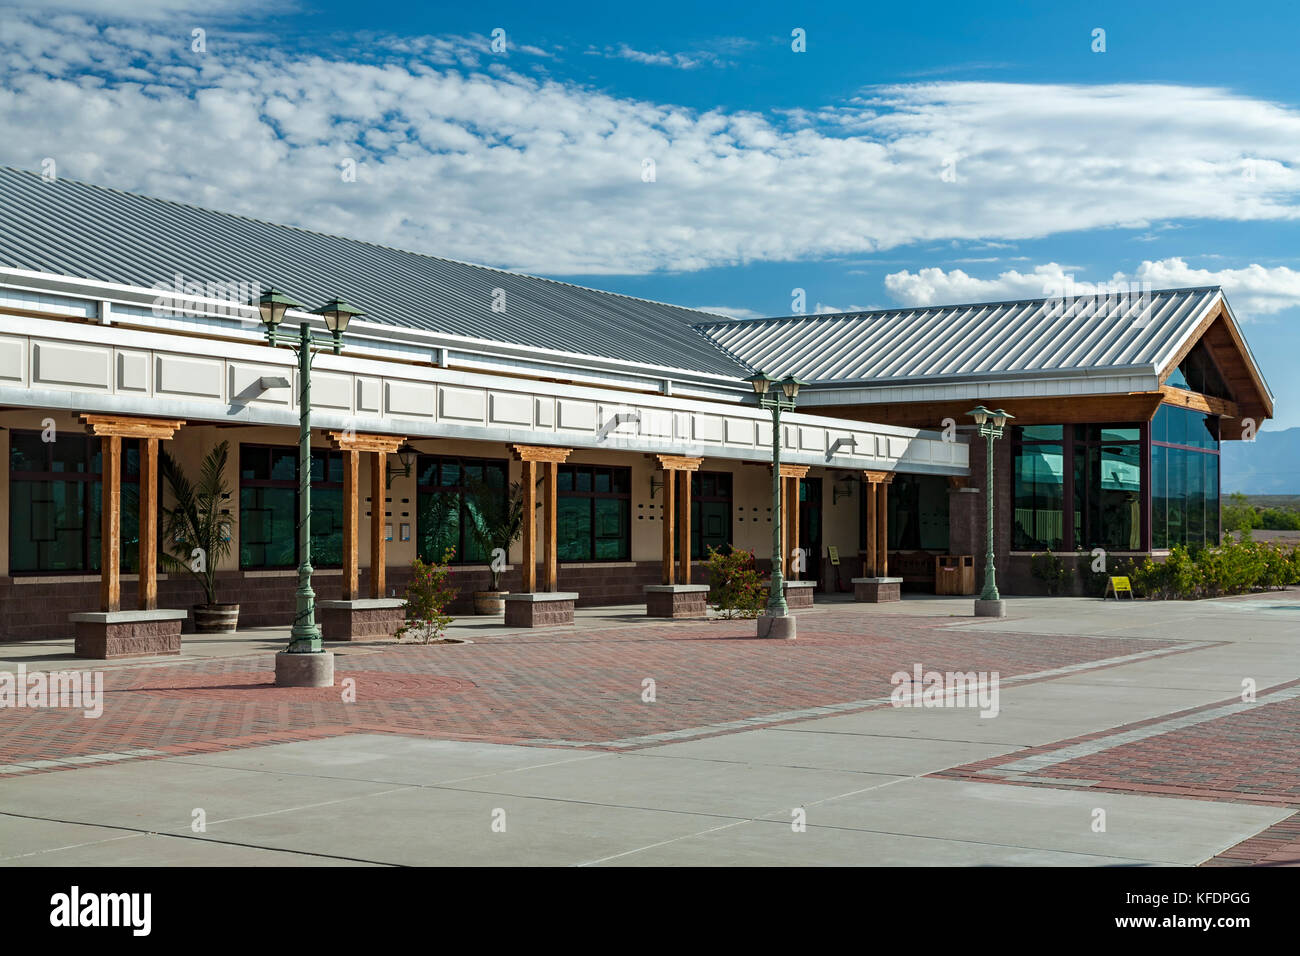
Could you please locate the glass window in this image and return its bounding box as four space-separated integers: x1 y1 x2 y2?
9 431 140 573
1071 424 1142 551
887 474 951 551
415 455 508 564
557 464 630 562
1012 426 1064 551
238 445 344 569
1151 404 1221 549
692 471 733 559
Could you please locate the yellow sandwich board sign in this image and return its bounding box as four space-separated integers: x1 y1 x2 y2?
828 545 841 565
1105 576 1134 600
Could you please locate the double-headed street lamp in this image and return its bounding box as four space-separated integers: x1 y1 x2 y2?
966 405 1014 617
253 288 364 683
748 371 805 639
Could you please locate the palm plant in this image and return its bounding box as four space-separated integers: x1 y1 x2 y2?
159 440 234 605
464 477 524 590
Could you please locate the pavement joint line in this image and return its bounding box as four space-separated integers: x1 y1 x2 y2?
0 810 399 866
527 640 1217 750
983 683 1300 778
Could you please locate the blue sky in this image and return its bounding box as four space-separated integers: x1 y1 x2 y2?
3 0 1300 427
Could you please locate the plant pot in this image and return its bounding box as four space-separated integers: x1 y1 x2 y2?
473 591 508 615
193 603 240 633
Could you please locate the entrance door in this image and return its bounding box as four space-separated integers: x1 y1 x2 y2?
798 477 823 589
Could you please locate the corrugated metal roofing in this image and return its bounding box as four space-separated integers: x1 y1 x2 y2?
0 167 746 378
694 288 1226 385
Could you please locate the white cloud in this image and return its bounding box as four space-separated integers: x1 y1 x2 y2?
5 0 286 19
6 15 1300 276
588 44 726 70
694 305 764 319
884 258 1300 318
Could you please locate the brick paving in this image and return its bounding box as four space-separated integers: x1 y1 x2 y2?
1 607 1176 772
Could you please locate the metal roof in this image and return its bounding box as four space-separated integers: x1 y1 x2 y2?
694 288 1235 386
0 167 746 378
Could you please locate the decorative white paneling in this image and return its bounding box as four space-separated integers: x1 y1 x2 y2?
117 351 149 392
156 355 221 398
357 378 381 413
386 380 435 417
440 385 486 422
228 363 288 405
757 421 773 447
489 392 532 427
312 372 352 411
34 342 111 389
888 436 908 458
0 337 24 382
799 427 825 451
692 415 723 442
557 399 596 431
535 397 555 428
641 408 673 438
673 412 690 442
725 417 754 445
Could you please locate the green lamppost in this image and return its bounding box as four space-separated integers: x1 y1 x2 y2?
748 371 805 639
966 405 1014 617
253 289 364 685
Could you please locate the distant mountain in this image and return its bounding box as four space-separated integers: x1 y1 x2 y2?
1221 426 1300 494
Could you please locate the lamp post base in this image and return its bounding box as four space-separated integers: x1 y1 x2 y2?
973 599 1007 618
757 614 797 640
274 650 335 687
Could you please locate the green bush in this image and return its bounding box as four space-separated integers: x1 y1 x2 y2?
396 548 459 643
1126 539 1300 600
1030 550 1073 595
705 546 766 618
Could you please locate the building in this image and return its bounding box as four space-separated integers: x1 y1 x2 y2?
0 167 1275 648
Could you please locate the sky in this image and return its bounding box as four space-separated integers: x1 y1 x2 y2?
2 0 1299 427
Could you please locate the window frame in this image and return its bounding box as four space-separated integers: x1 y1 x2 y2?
556 464 632 563
691 470 733 560
238 442 346 570
8 429 142 575
414 454 510 565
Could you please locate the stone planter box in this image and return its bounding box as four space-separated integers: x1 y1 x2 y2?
318 598 406 641
779 580 817 609
645 584 709 618
69 609 187 659
852 576 902 603
504 592 578 628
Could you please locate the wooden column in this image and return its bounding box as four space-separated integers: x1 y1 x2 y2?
678 469 691 585
661 465 676 584
520 459 537 592
876 476 893 578
342 449 359 600
370 451 386 598
100 435 121 612
654 456 702 586
327 432 406 601
512 445 574 593
138 437 159 610
82 416 185 614
863 470 883 576
543 460 559 592
777 465 809 579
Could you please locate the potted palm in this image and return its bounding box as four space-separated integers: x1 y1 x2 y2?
160 440 239 633
464 477 524 614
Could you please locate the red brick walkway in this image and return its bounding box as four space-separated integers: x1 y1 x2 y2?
2 608 1175 768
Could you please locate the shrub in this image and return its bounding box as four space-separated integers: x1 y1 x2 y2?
1126 539 1300 600
396 548 458 643
1030 550 1073 595
705 546 767 618
159 440 235 606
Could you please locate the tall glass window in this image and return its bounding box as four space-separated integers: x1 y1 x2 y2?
1151 404 1220 549
887 474 951 551
239 445 344 569
1072 425 1142 551
9 430 140 573
415 455 508 563
1012 425 1064 551
691 471 732 559
557 465 630 561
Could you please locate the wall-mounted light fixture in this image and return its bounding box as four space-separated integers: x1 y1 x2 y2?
386 442 418 488
833 473 860 504
649 475 666 499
